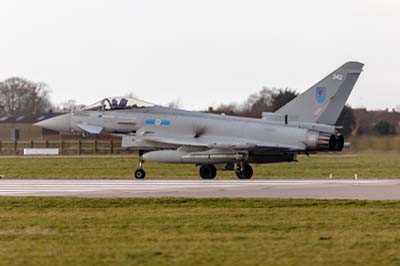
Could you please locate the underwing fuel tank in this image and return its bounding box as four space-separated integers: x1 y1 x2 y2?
142 150 246 164
143 150 298 164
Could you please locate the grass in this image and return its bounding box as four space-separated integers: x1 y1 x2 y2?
0 197 399 266
0 154 400 179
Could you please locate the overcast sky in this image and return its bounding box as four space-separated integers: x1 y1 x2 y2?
0 0 399 110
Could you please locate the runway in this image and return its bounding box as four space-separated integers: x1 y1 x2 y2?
0 179 399 200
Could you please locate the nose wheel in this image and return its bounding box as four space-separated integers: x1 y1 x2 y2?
134 169 146 179
134 151 146 179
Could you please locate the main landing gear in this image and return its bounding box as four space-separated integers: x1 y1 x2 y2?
134 151 146 179
198 163 253 180
199 164 217 179
235 162 253 179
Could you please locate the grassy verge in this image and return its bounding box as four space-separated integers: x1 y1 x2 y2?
0 154 400 179
0 197 399 266
348 136 400 153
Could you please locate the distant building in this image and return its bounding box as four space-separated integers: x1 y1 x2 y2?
353 108 400 135
0 113 62 141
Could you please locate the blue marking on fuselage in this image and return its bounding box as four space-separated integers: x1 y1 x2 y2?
145 119 171 126
160 120 170 126
146 119 156 125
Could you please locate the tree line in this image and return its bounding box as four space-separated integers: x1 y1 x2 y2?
0 77 52 114
208 87 356 137
0 77 86 114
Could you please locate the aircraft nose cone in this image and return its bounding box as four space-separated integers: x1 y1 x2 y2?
34 113 72 132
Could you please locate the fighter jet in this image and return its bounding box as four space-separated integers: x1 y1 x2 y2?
35 62 364 179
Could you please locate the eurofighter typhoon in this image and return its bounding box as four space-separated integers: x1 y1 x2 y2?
35 62 364 179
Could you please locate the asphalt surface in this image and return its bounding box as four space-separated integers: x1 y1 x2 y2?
0 179 399 200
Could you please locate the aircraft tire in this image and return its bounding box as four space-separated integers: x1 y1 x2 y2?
236 164 253 179
199 164 217 179
135 169 146 179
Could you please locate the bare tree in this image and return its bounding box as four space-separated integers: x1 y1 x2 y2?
211 87 297 118
0 77 53 114
56 99 86 112
166 99 182 109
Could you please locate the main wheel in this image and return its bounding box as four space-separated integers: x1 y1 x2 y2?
236 164 253 179
199 164 217 179
134 169 146 179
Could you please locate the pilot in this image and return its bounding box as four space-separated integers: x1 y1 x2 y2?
111 98 118 108
119 98 128 107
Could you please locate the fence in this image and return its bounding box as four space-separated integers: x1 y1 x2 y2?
2 136 400 155
0 140 123 155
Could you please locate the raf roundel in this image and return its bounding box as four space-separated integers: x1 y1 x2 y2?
316 87 327 104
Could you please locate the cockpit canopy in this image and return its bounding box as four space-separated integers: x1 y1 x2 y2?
83 97 155 111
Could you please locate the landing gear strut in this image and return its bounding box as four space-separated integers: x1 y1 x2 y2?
134 151 146 179
236 162 253 179
199 164 217 179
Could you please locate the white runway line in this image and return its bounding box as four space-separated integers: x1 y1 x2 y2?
0 179 395 198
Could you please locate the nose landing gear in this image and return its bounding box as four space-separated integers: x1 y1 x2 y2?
134 151 146 179
134 168 145 179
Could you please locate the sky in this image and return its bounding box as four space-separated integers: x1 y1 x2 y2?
0 0 399 110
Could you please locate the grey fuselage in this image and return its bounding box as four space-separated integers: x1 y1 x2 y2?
34 62 362 168
63 106 338 164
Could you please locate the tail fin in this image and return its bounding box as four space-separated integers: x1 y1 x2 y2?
275 61 364 125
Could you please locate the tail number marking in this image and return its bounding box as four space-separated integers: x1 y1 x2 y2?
332 74 343 81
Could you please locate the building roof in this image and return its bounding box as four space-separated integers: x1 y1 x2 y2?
0 113 65 124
